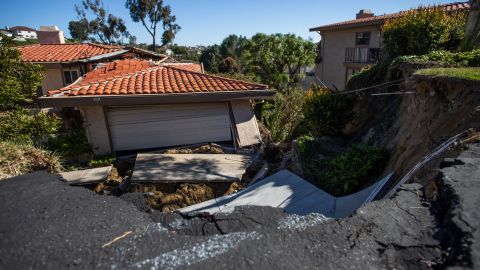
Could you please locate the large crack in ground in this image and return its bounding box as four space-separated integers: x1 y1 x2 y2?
0 143 478 269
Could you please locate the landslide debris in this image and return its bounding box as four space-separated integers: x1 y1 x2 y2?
92 144 249 212
133 181 245 212
2 139 479 270
0 171 446 270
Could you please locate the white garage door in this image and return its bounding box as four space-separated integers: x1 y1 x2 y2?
107 103 232 151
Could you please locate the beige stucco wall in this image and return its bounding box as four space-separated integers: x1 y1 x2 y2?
39 63 82 95
80 106 112 156
41 68 64 95
315 26 383 90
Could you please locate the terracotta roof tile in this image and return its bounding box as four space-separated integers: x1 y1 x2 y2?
310 1 470 31
18 43 123 62
161 62 204 73
47 59 268 97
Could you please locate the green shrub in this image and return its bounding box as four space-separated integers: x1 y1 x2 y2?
296 136 388 196
0 109 61 143
303 86 355 136
47 127 92 162
0 108 92 165
383 6 467 58
392 49 480 66
88 155 116 167
346 50 480 91
261 88 306 142
0 35 44 110
322 144 388 196
415 67 480 81
345 60 393 91
0 141 62 180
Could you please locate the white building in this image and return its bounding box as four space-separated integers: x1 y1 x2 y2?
10 26 37 39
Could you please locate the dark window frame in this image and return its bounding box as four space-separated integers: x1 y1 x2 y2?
355 31 371 45
63 70 79 85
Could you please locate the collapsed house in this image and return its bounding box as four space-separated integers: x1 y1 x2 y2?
39 59 275 155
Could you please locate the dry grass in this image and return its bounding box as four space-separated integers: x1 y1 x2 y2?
0 141 62 180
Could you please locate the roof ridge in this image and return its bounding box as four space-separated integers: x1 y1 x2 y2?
165 65 268 87
65 62 153 90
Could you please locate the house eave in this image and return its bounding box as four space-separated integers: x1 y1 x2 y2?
309 20 385 32
38 90 276 107
21 50 129 64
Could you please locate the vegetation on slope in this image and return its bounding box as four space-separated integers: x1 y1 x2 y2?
415 67 480 81
0 141 62 180
296 136 388 196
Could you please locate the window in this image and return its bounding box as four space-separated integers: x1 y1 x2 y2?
355 31 371 45
63 70 79 85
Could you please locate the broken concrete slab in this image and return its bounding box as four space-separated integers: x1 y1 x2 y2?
131 153 252 183
59 166 111 185
179 170 392 218
230 100 262 147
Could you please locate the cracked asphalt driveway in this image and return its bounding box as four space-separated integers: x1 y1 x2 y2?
0 170 447 270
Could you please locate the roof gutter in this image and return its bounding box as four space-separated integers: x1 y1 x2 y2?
38 90 276 107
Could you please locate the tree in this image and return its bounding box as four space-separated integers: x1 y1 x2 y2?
0 35 44 110
199 45 222 73
219 34 247 60
171 44 188 55
242 33 316 90
70 0 131 44
460 0 480 50
126 0 180 50
68 19 89 42
382 6 467 57
218 57 239 73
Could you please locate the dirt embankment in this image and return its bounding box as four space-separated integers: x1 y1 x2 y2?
347 67 480 179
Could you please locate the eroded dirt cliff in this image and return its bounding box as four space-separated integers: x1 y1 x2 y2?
347 71 480 180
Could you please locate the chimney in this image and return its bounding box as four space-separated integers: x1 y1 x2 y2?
356 9 374 19
37 26 65 44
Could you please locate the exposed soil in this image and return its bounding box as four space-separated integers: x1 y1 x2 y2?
163 144 226 154
90 144 251 212
133 181 245 212
347 70 480 182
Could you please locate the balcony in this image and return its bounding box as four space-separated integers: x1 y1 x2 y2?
345 47 382 64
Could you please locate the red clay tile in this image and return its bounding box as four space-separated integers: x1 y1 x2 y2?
18 43 123 63
47 59 269 97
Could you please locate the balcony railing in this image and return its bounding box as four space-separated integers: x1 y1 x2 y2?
345 48 382 64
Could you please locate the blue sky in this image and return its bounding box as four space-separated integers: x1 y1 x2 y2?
0 0 457 46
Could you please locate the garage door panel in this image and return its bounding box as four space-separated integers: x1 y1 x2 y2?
107 103 232 151
110 114 230 127
108 104 228 125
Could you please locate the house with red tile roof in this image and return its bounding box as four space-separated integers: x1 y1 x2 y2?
39 59 275 154
309 1 470 90
18 41 168 95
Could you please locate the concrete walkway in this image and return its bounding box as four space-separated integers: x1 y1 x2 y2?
180 170 392 218
131 153 252 183
60 166 111 185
